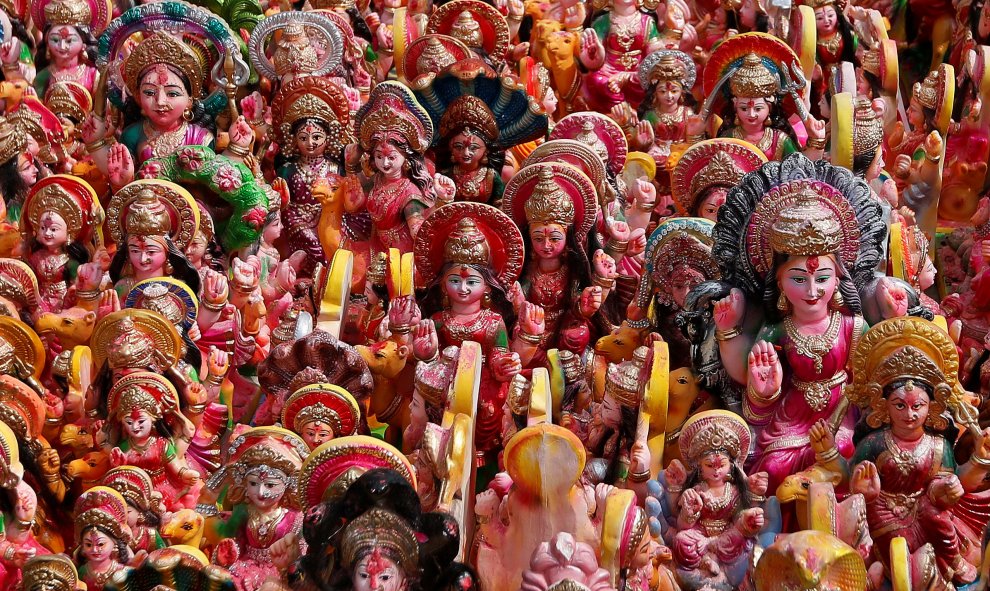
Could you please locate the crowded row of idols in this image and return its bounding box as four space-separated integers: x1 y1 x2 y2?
0 0 989 589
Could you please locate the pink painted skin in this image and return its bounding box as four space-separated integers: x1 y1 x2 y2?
734 98 772 136
126 236 168 281
47 25 84 67
374 143 405 181
444 266 489 313
697 189 727 222
81 529 115 566
17 153 37 186
777 254 838 324
814 5 839 37
138 66 191 132
354 549 407 591
300 420 335 450
245 471 288 512
36 211 68 252
907 98 926 130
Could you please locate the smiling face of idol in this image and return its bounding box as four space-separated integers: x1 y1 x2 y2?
733 97 771 134
138 66 191 131
777 254 838 321
47 25 85 65
886 384 930 440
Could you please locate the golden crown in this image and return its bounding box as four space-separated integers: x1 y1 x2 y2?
651 54 688 84
294 402 343 434
21 555 80 591
574 121 610 162
444 218 491 266
341 509 420 574
125 188 172 239
860 48 880 77
123 33 206 99
116 386 163 420
439 95 498 142
768 193 843 256
853 99 883 157
871 346 946 395
451 11 483 48
44 0 90 27
417 37 458 76
912 69 939 111
684 421 742 463
273 24 320 79
604 346 647 407
623 507 649 567
44 81 86 122
107 316 156 369
0 117 25 166
729 53 779 99
524 166 575 227
689 151 743 200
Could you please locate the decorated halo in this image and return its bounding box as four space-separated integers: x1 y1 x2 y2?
678 409 751 466
248 11 343 81
107 179 199 250
90 309 182 371
98 1 249 103
643 218 719 302
106 371 181 419
550 112 627 174
21 174 102 244
638 49 696 90
0 374 47 438
524 139 607 196
427 0 510 62
670 138 766 215
297 435 415 508
502 161 599 242
414 201 524 290
0 316 45 380
702 32 802 114
0 259 40 313
125 277 199 331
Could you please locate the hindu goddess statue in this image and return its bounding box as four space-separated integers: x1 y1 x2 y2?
30 0 108 96
711 152 886 492
72 486 132 589
413 202 540 456
840 317 990 585
669 138 765 221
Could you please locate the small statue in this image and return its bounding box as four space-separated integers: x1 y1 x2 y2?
72 486 132 589
841 317 990 585
105 372 201 511
280 383 362 450
664 410 768 590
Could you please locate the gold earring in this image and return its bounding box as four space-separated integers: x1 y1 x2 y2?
483 292 491 308
831 290 843 309
164 260 174 274
777 291 790 313
183 108 193 122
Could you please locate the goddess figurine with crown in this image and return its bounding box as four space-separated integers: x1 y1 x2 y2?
711 152 886 492
350 82 447 259
501 162 602 363
30 0 109 96
413 202 538 458
692 34 826 162
82 3 253 187
206 427 309 591
662 411 767 591
19 174 102 313
106 179 201 297
72 486 132 589
105 372 201 511
629 50 697 169
834 317 990 585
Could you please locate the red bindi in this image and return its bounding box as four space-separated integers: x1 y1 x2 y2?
806 255 819 272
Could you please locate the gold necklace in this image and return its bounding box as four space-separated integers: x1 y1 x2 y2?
817 33 841 54
733 126 774 153
53 64 86 82
784 310 842 374
884 431 932 476
144 122 188 158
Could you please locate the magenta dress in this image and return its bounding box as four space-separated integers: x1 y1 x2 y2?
672 487 752 571
228 509 306 591
581 13 659 112
744 314 864 491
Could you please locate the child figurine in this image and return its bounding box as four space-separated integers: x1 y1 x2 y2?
105 372 201 511
664 411 768 591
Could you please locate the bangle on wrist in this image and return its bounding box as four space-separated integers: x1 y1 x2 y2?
517 330 542 345
593 274 616 289
816 447 840 463
629 469 651 483
971 453 990 468
925 151 941 163
806 137 826 149
687 133 705 142
201 298 225 312
391 323 412 335
86 138 111 153
226 143 250 157
715 326 743 341
604 239 628 259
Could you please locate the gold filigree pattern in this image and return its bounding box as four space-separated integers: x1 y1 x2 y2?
341 509 420 574
679 410 751 466
20 554 80 591
123 33 206 99
729 53 779 99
